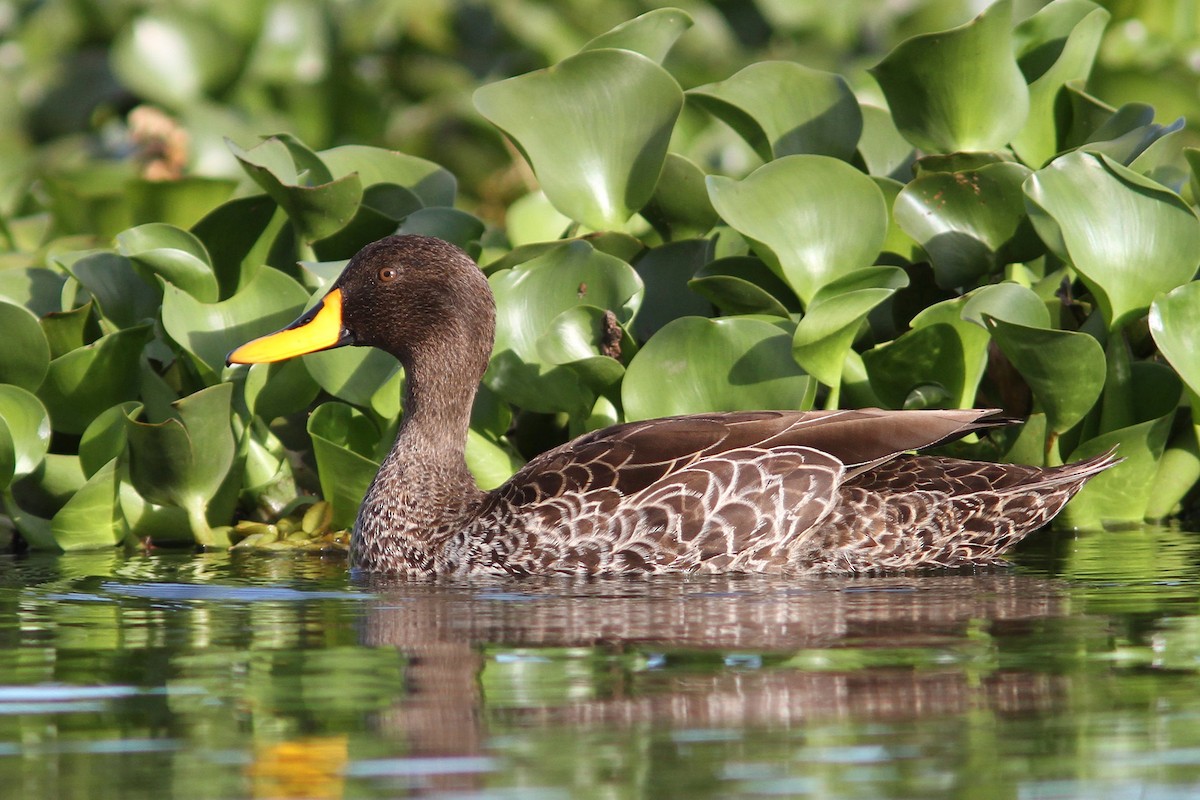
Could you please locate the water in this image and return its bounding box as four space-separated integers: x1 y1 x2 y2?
2 527 1200 799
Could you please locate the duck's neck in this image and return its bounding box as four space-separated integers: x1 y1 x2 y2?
352 339 488 571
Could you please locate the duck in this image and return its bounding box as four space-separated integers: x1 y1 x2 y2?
227 234 1117 576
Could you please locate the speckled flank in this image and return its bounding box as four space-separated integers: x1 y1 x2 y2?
290 235 1117 577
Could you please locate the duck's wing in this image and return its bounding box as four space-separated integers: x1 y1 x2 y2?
490 408 1009 507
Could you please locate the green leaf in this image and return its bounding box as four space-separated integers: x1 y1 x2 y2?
302 348 402 420
985 316 1105 436
66 253 161 329
230 137 364 243
641 154 719 242
581 7 693 62
307 401 381 530
474 49 683 230
486 241 643 416
111 10 239 106
40 301 96 359
1010 1 1110 167
688 61 862 162
38 326 151 435
0 268 67 318
244 0 329 84
631 240 713 339
536 306 627 392
162 266 309 381
623 316 815 420
0 386 51 482
1150 282 1200 399
116 223 219 303
894 162 1040 289
242 361 321 422
125 383 235 545
0 300 50 391
191 194 282 298
396 208 486 257
50 458 124 551
465 429 525 492
689 257 797 318
870 0 1029 153
1025 151 1200 330
857 105 916 180
1061 413 1175 528
319 145 457 207
79 402 142 479
706 155 887 305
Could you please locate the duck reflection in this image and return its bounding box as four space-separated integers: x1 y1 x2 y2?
358 573 1069 763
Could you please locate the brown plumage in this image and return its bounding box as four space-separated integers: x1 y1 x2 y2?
227 235 1117 576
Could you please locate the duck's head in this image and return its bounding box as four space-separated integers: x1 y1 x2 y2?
227 235 495 373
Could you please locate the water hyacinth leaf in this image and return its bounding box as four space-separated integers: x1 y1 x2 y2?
0 386 51 481
959 282 1050 329
66 253 161 329
38 326 151 435
1129 128 1192 194
116 223 219 303
111 10 239 106
793 287 894 388
870 0 1029 153
474 49 683 230
465 429 525 492
623 316 815 420
308 401 381 530
49 458 124 551
1149 282 1200 399
192 194 282 297
79 401 142 479
1146 425 1200 521
127 176 238 231
313 185 423 261
487 241 643 415
632 239 713 339
689 256 796 318
642 154 718 241
505 192 574 247
0 301 50 391
894 162 1040 289
536 305 627 391
40 301 98 360
319 146 457 207
125 383 235 544
162 266 309 380
688 61 862 162
303 348 402 417
858 105 916 180
119 483 193 545
230 138 364 243
1010 1 1110 167
1025 151 1200 330
245 0 328 83
582 7 693 62
396 208 486 257
0 268 67 318
1061 413 1175 528
242 360 321 422
863 324 964 410
985 316 1105 435
0 417 14 491
707 155 887 305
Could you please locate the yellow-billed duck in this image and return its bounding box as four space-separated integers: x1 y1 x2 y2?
227 235 1116 576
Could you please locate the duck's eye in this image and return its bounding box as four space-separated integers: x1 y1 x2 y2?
378 267 398 282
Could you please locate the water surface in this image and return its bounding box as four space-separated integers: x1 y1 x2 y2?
2 527 1199 798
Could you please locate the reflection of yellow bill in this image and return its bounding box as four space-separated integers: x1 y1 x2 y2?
246 735 348 800
227 289 345 364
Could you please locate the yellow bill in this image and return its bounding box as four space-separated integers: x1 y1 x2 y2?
227 289 347 365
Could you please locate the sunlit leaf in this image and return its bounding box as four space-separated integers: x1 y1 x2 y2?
79 401 142 479
1149 282 1200 399
116 223 219 302
870 0 1029 153
641 154 718 241
0 300 51 391
50 458 124 551
689 256 797 318
465 429 525 491
308 401 381 530
706 155 887 305
1025 151 1200 329
38 326 151 435
894 162 1040 289
474 49 683 230
985 316 1105 435
1010 1 1110 166
688 61 862 162
581 7 693 63
623 316 815 420
66 253 161 329
111 10 239 105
